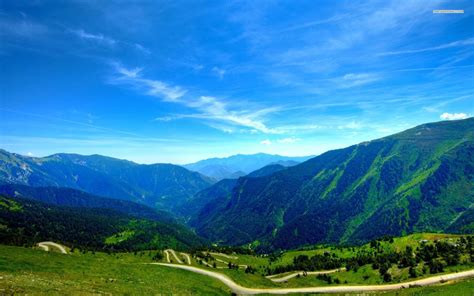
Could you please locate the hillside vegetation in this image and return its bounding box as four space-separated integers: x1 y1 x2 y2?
0 150 213 212
194 118 474 250
0 196 205 251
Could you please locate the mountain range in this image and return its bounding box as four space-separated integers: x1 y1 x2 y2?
192 118 474 250
183 153 312 180
0 118 473 251
0 151 214 212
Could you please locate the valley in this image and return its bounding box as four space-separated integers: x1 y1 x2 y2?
1 234 473 295
1 118 473 294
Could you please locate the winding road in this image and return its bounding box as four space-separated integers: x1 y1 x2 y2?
180 252 192 265
37 242 67 254
209 252 238 260
165 249 183 264
266 268 347 283
152 263 474 295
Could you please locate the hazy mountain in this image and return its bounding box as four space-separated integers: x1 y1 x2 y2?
184 153 312 180
193 118 474 250
0 151 214 212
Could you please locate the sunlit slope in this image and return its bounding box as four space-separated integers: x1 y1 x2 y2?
195 118 474 249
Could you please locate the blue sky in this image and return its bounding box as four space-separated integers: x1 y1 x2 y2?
1 0 473 164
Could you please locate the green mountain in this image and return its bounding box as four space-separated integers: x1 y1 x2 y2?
0 151 214 212
183 164 288 220
0 194 206 251
184 153 311 180
193 118 474 250
0 184 175 223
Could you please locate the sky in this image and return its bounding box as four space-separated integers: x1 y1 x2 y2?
1 0 473 164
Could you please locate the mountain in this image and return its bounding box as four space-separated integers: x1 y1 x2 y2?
184 153 312 180
0 151 214 212
183 163 289 220
0 184 175 223
0 195 206 251
193 118 474 250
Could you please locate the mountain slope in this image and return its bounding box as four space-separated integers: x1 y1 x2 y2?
0 151 214 212
0 184 175 223
184 163 288 220
184 153 312 180
0 195 206 251
194 118 474 249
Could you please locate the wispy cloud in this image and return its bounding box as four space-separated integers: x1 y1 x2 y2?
112 64 280 134
112 64 186 101
260 139 271 145
379 38 474 56
338 121 362 130
277 137 300 144
70 29 117 46
440 112 470 120
212 67 226 79
339 73 381 88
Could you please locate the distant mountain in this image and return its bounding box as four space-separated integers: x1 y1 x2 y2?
184 153 312 180
184 164 288 221
246 164 287 178
0 151 214 212
193 118 474 250
0 195 206 251
0 184 175 223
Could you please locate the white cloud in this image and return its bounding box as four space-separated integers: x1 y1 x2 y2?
212 67 226 79
71 29 117 46
260 139 272 145
340 73 381 88
277 137 300 144
27 152 33 156
440 112 469 120
112 65 279 134
338 121 362 129
379 38 474 56
134 43 151 55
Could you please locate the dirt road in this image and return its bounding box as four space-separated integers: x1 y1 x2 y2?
152 263 474 295
165 249 183 264
267 268 346 283
37 242 67 254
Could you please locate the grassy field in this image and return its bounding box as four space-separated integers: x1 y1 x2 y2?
0 245 230 295
1 233 473 295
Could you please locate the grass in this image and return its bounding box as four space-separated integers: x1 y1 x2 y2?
0 245 229 295
1 233 472 295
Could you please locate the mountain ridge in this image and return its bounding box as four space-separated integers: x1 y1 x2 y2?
193 118 474 250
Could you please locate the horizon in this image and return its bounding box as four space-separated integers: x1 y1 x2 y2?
1 1 473 164
2 116 472 165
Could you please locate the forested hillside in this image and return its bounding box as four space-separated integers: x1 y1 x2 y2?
0 151 214 212
193 118 474 250
0 195 206 251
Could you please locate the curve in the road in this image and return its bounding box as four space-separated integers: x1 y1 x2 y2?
165 249 183 264
180 252 192 265
164 250 171 263
151 263 474 295
37 242 67 254
209 252 238 260
267 268 346 283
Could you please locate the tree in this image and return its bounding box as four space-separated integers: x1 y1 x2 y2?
383 272 392 282
409 266 417 278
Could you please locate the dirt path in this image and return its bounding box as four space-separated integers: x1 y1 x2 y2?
209 252 238 259
164 250 171 263
180 252 191 265
152 263 474 295
165 249 183 264
267 268 346 283
37 242 67 254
